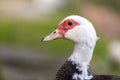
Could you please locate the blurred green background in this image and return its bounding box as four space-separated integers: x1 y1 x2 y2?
0 0 120 80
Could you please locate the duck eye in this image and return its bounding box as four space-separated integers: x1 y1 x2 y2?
67 21 73 26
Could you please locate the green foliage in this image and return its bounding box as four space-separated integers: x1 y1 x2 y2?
0 15 73 56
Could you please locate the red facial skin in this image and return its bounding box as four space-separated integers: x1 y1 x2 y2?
57 19 80 37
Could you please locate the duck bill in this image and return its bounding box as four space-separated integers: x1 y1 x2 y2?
42 29 63 42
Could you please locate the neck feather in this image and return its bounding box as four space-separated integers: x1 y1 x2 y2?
69 42 95 66
68 42 96 80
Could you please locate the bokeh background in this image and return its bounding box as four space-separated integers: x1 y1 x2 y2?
0 0 120 80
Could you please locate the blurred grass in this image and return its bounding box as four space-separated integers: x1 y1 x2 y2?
0 15 110 63
93 38 120 75
0 15 74 56
0 15 113 63
0 16 108 56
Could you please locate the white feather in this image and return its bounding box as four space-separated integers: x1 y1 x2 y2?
61 15 99 80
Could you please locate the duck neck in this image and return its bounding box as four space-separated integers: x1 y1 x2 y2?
68 42 96 80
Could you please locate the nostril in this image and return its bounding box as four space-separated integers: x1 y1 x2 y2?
53 31 56 33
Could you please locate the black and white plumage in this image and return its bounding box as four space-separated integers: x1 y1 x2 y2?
42 15 120 80
55 60 83 80
55 60 120 80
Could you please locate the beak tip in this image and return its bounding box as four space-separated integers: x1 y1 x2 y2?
41 37 45 42
41 30 62 42
41 37 50 42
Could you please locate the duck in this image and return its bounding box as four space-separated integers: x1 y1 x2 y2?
42 15 120 80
